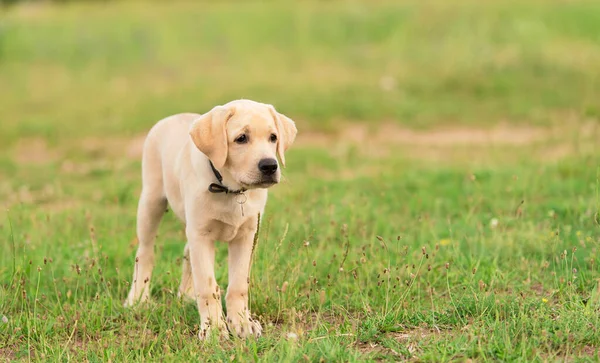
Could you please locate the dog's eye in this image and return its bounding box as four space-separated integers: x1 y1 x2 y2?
270 134 277 143
235 134 248 144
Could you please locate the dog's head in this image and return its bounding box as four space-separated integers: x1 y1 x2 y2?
189 99 297 189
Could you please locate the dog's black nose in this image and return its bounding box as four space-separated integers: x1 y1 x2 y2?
258 158 278 175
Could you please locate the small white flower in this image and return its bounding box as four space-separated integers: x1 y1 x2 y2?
286 332 298 340
490 218 499 229
1 315 8 324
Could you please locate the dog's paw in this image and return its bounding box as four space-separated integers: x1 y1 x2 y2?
227 315 263 339
198 320 229 341
123 289 150 307
123 294 149 308
123 295 136 307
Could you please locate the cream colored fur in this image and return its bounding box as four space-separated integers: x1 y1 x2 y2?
124 99 297 340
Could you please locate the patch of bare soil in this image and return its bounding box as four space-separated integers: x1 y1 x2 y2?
79 133 147 160
356 340 405 360
296 123 547 148
10 133 145 167
390 328 437 342
0 346 17 361
296 121 599 162
12 138 61 165
580 345 599 359
355 327 448 360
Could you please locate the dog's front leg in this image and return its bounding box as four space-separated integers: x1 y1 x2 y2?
226 219 262 338
186 227 227 340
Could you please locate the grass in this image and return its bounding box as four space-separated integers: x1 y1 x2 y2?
1 0 600 361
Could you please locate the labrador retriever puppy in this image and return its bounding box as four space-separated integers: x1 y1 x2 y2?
124 99 297 339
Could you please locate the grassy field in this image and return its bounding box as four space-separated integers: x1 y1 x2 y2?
1 0 600 361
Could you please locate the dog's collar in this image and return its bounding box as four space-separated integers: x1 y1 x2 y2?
208 161 247 195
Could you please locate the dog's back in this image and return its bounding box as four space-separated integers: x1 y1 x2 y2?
143 113 200 166
140 113 201 221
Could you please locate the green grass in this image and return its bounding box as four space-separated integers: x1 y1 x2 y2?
2 150 600 361
1 0 600 361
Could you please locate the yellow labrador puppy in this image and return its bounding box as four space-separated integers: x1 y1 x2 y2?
124 99 297 339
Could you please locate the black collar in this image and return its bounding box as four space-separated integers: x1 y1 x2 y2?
208 161 246 195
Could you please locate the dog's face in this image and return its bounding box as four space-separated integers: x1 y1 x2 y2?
189 100 297 189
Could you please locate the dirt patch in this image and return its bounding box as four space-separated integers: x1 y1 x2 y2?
580 345 599 358
10 133 144 166
12 138 61 165
356 340 406 360
79 133 147 160
126 134 147 159
0 346 17 361
355 327 449 360
390 328 438 342
296 122 548 148
296 121 598 162
382 123 546 146
529 282 546 296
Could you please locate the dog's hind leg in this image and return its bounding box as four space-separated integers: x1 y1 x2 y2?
125 139 167 306
124 191 166 306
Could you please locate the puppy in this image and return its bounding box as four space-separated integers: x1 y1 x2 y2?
124 99 297 339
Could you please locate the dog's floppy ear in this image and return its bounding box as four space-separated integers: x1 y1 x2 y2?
189 105 235 169
269 106 297 168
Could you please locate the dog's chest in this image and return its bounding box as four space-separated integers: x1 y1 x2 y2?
204 193 265 242
212 220 245 242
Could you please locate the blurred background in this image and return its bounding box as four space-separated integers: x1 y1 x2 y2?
1 0 599 147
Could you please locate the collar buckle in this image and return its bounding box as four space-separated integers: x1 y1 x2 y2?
207 161 246 195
